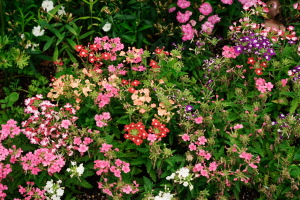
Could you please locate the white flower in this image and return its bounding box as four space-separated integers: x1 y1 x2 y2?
71 161 76 166
183 182 188 187
102 22 112 32
166 173 175 180
56 188 64 197
177 167 189 178
32 25 45 37
76 163 85 176
42 0 54 12
58 6 66 16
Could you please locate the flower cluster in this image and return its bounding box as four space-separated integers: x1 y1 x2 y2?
124 122 148 145
95 112 111 128
20 148 65 175
66 161 85 178
288 66 300 83
234 33 275 61
166 167 194 190
17 182 47 200
255 77 274 93
44 180 64 200
222 45 240 58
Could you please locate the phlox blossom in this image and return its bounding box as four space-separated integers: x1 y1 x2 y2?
168 7 176 13
198 136 207 145
233 124 243 129
222 46 240 58
221 0 233 4
239 152 253 161
201 21 214 35
176 11 192 23
207 15 221 24
182 134 190 141
281 78 288 87
177 0 190 9
181 24 194 41
199 2 212 16
195 116 203 124
189 143 197 151
147 134 157 142
209 161 218 171
61 119 71 129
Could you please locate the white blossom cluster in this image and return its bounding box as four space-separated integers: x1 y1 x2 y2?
32 0 66 37
66 161 85 178
44 180 64 200
166 167 194 190
153 191 174 200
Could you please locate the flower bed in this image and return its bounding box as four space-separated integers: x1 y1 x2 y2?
1 0 300 199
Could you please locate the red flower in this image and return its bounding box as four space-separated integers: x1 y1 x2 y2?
255 68 263 75
130 80 140 87
247 57 256 65
75 45 84 52
149 60 160 68
155 47 164 54
79 49 89 57
128 88 136 93
102 53 111 60
260 61 267 68
121 80 129 85
89 56 95 63
89 44 100 51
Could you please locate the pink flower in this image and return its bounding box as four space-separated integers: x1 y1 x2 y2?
195 116 203 124
61 119 71 129
281 78 288 87
198 136 207 145
239 152 253 161
147 134 157 142
209 161 218 171
207 15 221 24
200 169 209 177
101 112 111 120
222 46 240 58
181 24 194 41
182 134 190 141
177 0 190 9
249 163 257 169
176 11 193 23
265 82 274 91
255 78 266 86
122 185 133 194
233 124 243 130
221 0 233 5
100 143 113 153
204 153 211 160
168 7 176 13
78 144 88 153
189 143 197 151
199 2 212 16
193 163 203 172
122 165 130 173
201 21 214 34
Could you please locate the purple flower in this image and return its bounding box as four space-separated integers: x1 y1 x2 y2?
185 105 193 112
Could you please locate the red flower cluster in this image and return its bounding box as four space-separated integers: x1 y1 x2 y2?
124 120 170 145
247 57 268 75
124 122 148 145
148 119 170 139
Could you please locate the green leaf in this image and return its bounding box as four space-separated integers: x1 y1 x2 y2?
66 38 76 49
53 46 58 61
113 14 136 20
65 24 78 36
138 25 152 32
78 179 93 189
50 28 63 40
43 36 54 51
6 92 19 107
143 176 153 192
294 149 300 161
289 99 299 114
79 30 95 40
116 115 130 124
120 23 134 31
66 49 77 63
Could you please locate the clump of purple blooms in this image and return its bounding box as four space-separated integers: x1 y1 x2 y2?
233 32 276 61
288 66 300 82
